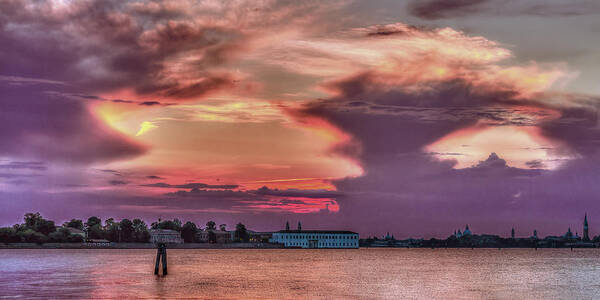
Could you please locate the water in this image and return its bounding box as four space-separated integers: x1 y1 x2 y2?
1 248 600 299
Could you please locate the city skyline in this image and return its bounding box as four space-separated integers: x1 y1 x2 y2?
2 0 600 237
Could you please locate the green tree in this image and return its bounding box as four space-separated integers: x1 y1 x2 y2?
152 219 182 231
104 219 120 242
208 231 217 243
87 224 104 239
85 216 104 239
64 219 84 230
219 224 227 231
206 221 216 230
181 221 198 243
234 223 249 243
0 227 18 243
132 219 150 242
85 216 102 228
24 212 43 229
36 219 56 236
23 212 56 235
48 228 71 243
18 229 48 244
120 219 134 242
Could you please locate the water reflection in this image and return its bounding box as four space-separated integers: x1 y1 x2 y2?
1 248 600 299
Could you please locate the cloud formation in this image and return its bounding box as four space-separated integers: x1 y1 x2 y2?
143 182 239 190
0 86 147 164
408 0 600 20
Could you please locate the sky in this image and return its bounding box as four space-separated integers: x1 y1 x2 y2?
1 0 600 238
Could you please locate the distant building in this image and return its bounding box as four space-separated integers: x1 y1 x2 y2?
248 231 273 243
564 227 574 239
455 229 462 238
511 228 515 239
583 213 590 241
463 225 472 236
270 222 359 248
150 229 183 244
454 225 471 238
196 229 233 243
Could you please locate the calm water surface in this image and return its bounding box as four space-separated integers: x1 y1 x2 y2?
1 248 600 299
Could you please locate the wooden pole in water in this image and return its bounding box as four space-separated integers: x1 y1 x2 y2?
154 245 161 275
154 243 168 275
162 245 168 275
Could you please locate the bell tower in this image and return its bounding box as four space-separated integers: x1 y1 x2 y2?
583 213 590 241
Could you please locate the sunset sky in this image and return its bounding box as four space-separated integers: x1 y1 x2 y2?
2 0 600 237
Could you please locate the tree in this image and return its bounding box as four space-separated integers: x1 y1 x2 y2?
132 219 150 242
206 221 216 230
208 231 217 243
85 216 104 239
234 223 249 243
36 219 56 236
120 219 134 242
64 219 84 230
0 227 18 243
153 219 182 231
219 224 227 231
24 212 43 229
181 221 198 243
173 218 182 228
17 229 48 244
23 212 56 235
87 224 104 239
104 219 120 242
85 216 101 228
49 228 71 243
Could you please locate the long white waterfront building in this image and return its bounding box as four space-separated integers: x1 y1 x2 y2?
270 222 359 248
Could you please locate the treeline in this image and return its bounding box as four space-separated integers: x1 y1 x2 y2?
152 219 251 243
0 212 250 244
0 213 83 243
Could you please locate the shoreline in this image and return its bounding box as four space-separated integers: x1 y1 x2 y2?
0 242 284 249
1 243 598 249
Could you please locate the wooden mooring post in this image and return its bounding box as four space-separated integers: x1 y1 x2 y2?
154 243 168 275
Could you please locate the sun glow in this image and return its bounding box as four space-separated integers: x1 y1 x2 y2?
425 125 575 169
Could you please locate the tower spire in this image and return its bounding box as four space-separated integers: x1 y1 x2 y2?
583 213 590 241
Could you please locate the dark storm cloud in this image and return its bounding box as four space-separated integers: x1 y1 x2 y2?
0 0 245 99
408 0 487 20
146 175 164 179
454 153 543 177
111 99 135 104
0 173 41 179
0 161 46 171
109 180 128 185
291 65 600 236
139 101 162 106
408 0 600 20
143 182 239 190
0 75 66 86
156 75 235 99
253 186 344 198
164 186 342 202
525 159 545 169
0 86 147 164
539 105 600 156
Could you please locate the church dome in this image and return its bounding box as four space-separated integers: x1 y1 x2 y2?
463 225 472 236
